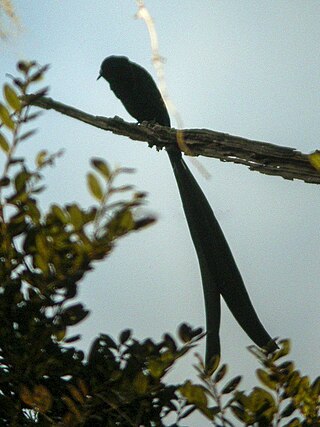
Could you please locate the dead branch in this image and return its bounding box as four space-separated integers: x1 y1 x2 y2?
26 95 320 184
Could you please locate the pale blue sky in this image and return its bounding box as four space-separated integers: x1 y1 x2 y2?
1 2 319 425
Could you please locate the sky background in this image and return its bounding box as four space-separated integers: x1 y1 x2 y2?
1 1 319 425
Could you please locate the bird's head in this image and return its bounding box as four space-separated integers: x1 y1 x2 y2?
97 56 130 82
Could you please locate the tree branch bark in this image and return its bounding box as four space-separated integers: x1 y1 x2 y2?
27 95 320 184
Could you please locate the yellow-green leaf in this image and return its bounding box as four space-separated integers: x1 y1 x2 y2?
0 102 15 130
35 234 49 256
286 371 301 395
91 158 111 179
118 210 134 230
68 204 83 229
309 151 320 171
51 204 68 224
272 339 290 361
87 172 103 201
178 323 192 343
4 83 21 111
285 418 301 427
160 350 175 364
221 375 242 394
133 372 149 395
281 402 295 417
256 369 278 390
311 376 320 395
54 329 66 342
34 253 49 274
148 359 166 379
36 150 48 167
179 381 208 408
250 387 275 410
214 364 227 383
0 132 10 153
231 405 247 422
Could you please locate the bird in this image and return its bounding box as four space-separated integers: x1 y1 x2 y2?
97 55 277 364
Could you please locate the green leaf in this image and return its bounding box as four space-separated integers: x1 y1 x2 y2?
14 170 30 192
214 364 227 383
250 387 275 412
36 150 48 167
91 158 111 179
179 381 208 408
311 376 320 395
278 361 295 375
178 323 193 343
309 151 320 171
51 204 68 224
64 334 81 344
133 372 149 395
30 69 45 82
17 60 35 73
234 390 250 407
208 406 220 417
280 402 296 417
119 329 131 344
87 172 103 201
34 253 49 274
221 375 242 394
230 405 247 422
54 328 66 342
67 204 83 229
286 371 301 396
61 303 89 326
3 84 21 111
148 359 166 379
282 417 300 427
118 209 134 230
35 234 49 257
0 176 10 187
0 132 10 153
0 102 15 130
272 339 290 361
256 369 278 390
26 199 41 222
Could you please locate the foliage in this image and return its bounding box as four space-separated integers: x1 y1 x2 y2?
0 62 319 426
192 340 320 426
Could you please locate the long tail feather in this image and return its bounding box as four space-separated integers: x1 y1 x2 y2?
168 150 277 362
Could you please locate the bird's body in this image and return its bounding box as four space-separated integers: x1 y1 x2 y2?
98 55 277 363
99 56 171 127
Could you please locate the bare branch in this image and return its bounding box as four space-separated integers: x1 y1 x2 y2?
26 95 320 184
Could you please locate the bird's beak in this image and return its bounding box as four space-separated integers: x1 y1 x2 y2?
97 73 101 81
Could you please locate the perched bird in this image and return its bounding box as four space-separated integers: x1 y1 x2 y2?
98 56 277 364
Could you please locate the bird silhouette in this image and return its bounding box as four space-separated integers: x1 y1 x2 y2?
98 56 277 364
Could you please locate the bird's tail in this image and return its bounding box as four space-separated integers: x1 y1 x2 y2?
167 150 277 363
